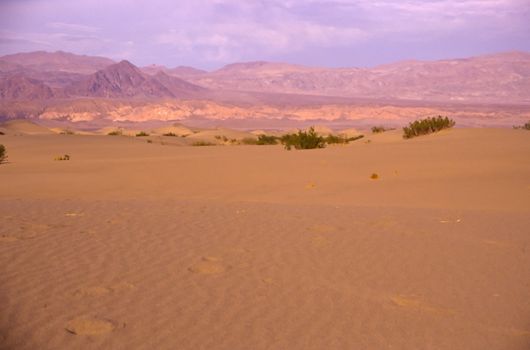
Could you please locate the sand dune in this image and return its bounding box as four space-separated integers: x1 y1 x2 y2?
185 128 257 143
150 123 193 137
0 128 529 350
0 119 53 135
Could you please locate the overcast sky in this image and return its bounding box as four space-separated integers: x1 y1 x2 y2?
0 0 529 69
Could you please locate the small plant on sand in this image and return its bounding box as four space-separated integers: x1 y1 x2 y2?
136 131 149 137
281 127 325 150
370 173 379 180
256 134 279 145
146 139 153 143
371 126 387 133
513 121 530 130
163 132 177 137
403 116 455 139
107 130 122 136
192 141 216 146
325 134 351 145
214 135 229 142
54 154 70 161
0 144 7 164
349 135 365 142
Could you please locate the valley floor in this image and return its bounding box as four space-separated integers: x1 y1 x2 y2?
0 128 529 349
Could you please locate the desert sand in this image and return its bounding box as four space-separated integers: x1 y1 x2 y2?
0 123 529 350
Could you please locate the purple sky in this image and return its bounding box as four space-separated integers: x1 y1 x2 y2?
0 0 529 70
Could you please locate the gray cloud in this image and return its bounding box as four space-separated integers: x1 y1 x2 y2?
0 0 528 68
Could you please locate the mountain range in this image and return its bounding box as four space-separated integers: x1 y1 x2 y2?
0 50 529 126
1 50 530 103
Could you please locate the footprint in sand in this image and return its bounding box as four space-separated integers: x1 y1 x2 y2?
439 218 461 224
65 317 119 335
482 239 512 248
390 295 454 316
305 183 317 190
1 224 51 242
188 257 230 275
73 286 112 298
65 212 84 217
368 217 400 230
0 235 20 243
73 282 135 298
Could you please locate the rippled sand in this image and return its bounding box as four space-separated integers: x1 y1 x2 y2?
1 128 529 349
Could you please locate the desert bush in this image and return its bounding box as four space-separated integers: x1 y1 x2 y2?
370 173 379 180
163 132 177 137
349 135 365 142
54 154 70 161
108 130 122 136
403 116 455 139
215 135 229 142
0 131 5 135
325 134 351 144
371 126 387 133
192 141 216 146
280 127 325 150
146 139 153 143
256 134 279 145
0 144 6 164
136 131 149 137
513 121 530 130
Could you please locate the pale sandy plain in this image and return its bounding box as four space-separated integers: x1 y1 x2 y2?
0 121 530 350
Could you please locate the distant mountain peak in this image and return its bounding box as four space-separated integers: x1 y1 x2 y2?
65 59 205 99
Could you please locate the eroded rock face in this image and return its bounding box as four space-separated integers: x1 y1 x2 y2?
0 74 54 100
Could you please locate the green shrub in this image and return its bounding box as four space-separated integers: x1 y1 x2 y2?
108 130 122 136
214 135 229 142
513 121 530 130
256 134 279 145
163 132 177 137
280 127 325 150
0 144 6 164
136 131 149 137
325 134 351 144
371 126 387 133
349 135 365 142
403 116 455 139
192 141 215 146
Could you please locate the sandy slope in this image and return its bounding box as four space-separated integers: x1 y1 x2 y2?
0 128 529 350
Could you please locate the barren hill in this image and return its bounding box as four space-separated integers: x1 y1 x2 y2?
188 51 530 104
0 51 115 74
0 74 54 100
